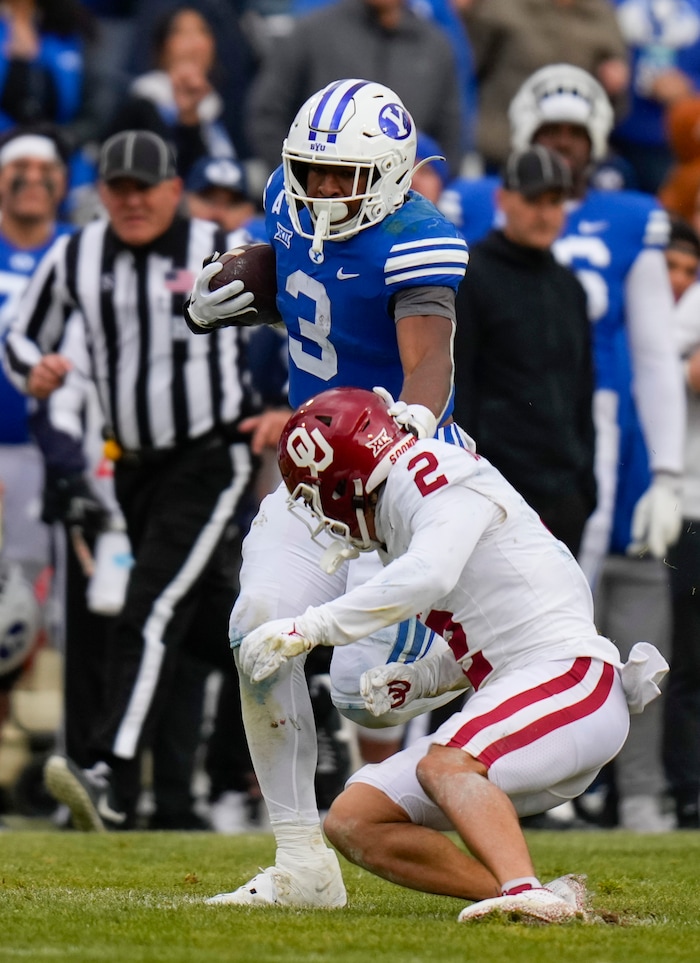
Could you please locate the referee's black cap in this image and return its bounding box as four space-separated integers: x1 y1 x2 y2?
99 130 177 186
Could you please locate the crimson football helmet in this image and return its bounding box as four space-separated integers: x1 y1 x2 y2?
278 387 418 572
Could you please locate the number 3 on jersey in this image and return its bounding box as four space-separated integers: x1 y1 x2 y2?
408 451 448 496
286 270 338 380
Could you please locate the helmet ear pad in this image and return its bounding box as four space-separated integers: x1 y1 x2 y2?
375 151 411 215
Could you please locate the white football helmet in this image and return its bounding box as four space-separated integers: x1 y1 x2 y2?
282 79 417 252
509 64 614 161
0 560 40 679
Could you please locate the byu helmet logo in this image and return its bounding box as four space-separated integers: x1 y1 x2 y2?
378 104 412 141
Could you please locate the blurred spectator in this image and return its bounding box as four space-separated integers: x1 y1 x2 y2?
459 0 630 173
665 215 700 301
184 156 258 233
0 126 74 598
0 1 99 147
663 217 700 828
107 5 239 180
611 0 700 195
658 95 700 221
0 1 111 220
126 1 257 161
245 0 467 177
81 2 139 133
288 0 477 161
453 145 597 559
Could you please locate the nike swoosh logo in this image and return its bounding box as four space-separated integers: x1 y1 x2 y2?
97 793 127 825
337 268 359 280
578 220 608 234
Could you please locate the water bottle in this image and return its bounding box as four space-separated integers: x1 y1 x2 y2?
86 519 133 616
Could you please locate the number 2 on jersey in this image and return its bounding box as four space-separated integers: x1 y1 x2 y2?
408 451 448 496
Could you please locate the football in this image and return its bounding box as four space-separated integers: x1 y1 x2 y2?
207 242 281 327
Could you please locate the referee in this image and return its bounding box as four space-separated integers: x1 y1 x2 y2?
3 130 259 829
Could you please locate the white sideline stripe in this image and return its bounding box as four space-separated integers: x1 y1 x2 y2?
113 443 253 758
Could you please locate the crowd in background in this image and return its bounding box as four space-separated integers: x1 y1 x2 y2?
2 0 700 835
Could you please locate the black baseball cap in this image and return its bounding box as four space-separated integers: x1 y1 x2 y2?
99 130 177 186
502 145 571 199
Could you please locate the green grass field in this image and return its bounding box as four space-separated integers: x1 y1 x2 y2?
2 829 700 962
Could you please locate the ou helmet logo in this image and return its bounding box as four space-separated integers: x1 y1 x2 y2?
286 426 334 472
378 104 412 141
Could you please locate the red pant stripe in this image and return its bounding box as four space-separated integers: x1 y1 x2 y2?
475 662 615 768
447 656 593 750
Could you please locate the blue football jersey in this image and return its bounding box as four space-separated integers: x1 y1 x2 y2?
264 167 469 409
553 189 669 398
0 224 74 444
554 191 670 549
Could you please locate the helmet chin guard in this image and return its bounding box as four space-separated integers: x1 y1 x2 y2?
282 78 417 253
278 387 418 572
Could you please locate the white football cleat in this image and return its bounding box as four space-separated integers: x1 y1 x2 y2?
543 874 588 915
458 887 579 923
205 850 347 908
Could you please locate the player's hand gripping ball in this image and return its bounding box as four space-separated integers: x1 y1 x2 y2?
185 242 281 330
206 243 281 327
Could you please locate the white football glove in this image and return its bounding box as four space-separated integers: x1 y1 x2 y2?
360 650 468 718
372 386 437 440
185 259 256 329
238 617 315 683
627 471 683 559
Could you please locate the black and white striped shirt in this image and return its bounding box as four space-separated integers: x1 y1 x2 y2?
4 216 253 452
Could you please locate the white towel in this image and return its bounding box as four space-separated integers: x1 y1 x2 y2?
620 641 669 714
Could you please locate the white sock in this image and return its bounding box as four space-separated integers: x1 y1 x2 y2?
501 876 541 896
274 821 330 861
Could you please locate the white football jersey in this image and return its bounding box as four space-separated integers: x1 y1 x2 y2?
306 439 620 689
